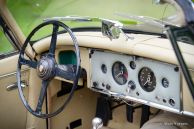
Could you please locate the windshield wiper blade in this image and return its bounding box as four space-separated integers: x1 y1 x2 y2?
44 16 100 22
115 12 179 28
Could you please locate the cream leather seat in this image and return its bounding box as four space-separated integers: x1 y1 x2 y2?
141 112 194 129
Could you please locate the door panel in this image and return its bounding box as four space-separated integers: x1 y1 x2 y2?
0 55 20 75
0 54 29 129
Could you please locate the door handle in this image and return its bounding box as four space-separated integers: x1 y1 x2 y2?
6 81 28 91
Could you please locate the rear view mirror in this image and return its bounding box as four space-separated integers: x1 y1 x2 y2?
101 19 123 40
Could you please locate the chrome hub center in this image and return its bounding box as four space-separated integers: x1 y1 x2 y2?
37 57 55 80
38 65 44 73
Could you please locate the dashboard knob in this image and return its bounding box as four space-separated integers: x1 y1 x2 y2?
92 117 103 129
130 61 136 69
169 98 175 106
155 96 161 101
127 80 136 93
93 82 99 87
106 84 111 90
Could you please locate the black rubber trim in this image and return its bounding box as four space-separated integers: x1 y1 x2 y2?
0 51 19 60
167 26 194 100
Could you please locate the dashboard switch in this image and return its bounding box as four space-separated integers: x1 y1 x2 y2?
155 96 161 101
169 98 175 106
93 82 99 87
127 80 136 93
101 64 107 73
130 61 136 69
163 99 167 103
106 84 111 90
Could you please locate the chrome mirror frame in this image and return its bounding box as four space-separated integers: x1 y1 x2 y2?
101 19 123 40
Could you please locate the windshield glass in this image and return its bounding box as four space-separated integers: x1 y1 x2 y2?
7 0 177 35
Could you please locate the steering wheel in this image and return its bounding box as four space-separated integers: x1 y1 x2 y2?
17 20 81 118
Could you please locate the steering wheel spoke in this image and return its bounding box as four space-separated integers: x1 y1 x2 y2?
55 64 76 81
35 80 49 113
20 56 37 69
17 20 80 118
49 24 59 57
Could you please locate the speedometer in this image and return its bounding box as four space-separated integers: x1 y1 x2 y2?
112 62 128 85
138 67 156 92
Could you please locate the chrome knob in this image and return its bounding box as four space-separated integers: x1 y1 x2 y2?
92 117 103 129
38 65 44 72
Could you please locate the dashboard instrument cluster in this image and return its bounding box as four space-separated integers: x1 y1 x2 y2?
90 50 181 113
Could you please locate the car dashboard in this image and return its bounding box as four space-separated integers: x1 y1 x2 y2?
32 31 194 118
90 50 181 113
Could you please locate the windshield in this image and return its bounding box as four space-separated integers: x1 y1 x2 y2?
7 0 177 35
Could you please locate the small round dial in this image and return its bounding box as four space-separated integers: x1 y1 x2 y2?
112 62 128 85
138 67 156 92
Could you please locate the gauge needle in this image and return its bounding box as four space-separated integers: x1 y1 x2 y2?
144 80 148 86
144 75 151 86
116 71 123 78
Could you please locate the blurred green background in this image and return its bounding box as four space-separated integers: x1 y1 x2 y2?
0 0 189 53
0 30 14 53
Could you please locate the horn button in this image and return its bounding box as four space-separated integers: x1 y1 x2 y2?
37 57 55 80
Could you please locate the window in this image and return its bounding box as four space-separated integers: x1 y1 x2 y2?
7 0 176 35
0 29 16 54
0 20 18 59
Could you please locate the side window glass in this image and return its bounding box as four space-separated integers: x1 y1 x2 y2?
0 28 16 55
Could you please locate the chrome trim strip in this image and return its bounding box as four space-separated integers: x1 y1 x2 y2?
6 81 27 91
124 95 181 114
0 68 29 79
90 88 181 114
182 111 194 117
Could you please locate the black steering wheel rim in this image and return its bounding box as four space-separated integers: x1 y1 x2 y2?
17 20 81 118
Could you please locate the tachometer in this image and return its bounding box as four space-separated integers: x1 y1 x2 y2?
112 62 128 85
138 67 156 92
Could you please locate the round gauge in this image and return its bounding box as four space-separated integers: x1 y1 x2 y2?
112 62 128 85
138 67 156 92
